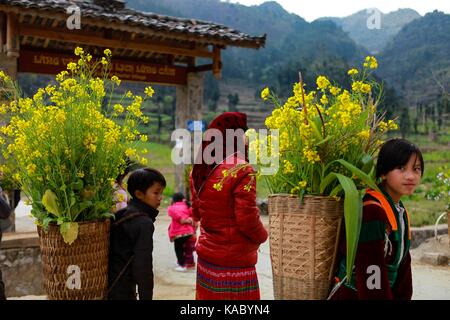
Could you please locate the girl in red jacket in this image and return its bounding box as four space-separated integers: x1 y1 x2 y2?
330 138 424 299
168 192 196 272
190 112 268 300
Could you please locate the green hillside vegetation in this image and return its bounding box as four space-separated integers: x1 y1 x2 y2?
321 8 421 54
126 0 366 91
378 11 450 106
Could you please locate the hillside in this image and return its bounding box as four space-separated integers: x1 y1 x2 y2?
321 8 421 54
378 11 450 105
126 0 366 88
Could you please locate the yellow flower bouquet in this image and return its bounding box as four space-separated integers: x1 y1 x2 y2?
0 47 152 244
255 56 399 285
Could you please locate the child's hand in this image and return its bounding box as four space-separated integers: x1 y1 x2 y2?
185 217 193 225
180 217 193 225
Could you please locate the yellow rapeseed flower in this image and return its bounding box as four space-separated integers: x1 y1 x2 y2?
67 62 77 72
348 68 359 76
111 76 121 86
261 87 270 101
303 147 321 164
113 104 124 114
316 76 330 90
125 148 137 158
0 70 10 82
365 56 378 69
329 86 341 96
283 160 295 174
352 81 371 94
387 119 398 130
144 86 155 97
26 163 37 175
74 47 84 56
358 129 370 140
213 183 223 191
298 181 307 188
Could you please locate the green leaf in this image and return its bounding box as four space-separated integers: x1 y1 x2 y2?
100 212 114 219
310 118 323 140
320 173 337 194
70 179 84 191
334 173 363 284
41 189 61 217
330 184 343 197
42 216 54 230
360 154 374 174
71 200 93 220
60 222 79 245
315 135 333 147
336 159 379 192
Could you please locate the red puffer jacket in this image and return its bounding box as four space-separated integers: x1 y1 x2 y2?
190 155 268 267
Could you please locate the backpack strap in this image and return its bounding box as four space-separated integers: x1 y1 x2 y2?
365 189 398 232
404 207 411 240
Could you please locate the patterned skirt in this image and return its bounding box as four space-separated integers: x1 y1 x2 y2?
196 257 260 300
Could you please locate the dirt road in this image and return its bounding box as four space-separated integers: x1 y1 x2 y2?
153 212 450 300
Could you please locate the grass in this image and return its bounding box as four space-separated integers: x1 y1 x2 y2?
403 133 449 226
135 141 175 208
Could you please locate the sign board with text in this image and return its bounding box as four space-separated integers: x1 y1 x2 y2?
18 50 187 85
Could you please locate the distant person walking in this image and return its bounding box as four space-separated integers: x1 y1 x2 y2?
167 192 196 272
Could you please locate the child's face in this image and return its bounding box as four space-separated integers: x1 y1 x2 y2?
381 153 422 202
136 183 165 209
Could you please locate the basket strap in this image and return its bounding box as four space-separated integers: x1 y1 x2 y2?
113 212 147 227
107 212 148 298
107 255 134 297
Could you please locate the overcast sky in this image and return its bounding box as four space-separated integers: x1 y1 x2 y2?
225 0 450 22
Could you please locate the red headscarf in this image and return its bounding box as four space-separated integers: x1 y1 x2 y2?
192 112 248 192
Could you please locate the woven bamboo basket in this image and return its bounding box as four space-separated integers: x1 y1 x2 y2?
37 219 110 300
268 194 344 300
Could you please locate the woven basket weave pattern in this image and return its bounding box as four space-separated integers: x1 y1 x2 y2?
269 194 344 300
38 220 110 300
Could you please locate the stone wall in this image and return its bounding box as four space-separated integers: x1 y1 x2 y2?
0 232 44 297
411 224 448 249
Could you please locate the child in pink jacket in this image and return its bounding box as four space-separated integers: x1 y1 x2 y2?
168 193 195 272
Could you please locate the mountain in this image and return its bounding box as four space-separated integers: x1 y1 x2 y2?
320 8 421 54
124 0 450 124
378 11 450 105
125 0 366 93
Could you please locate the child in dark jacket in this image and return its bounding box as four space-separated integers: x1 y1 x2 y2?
167 192 195 272
331 138 424 300
108 168 166 300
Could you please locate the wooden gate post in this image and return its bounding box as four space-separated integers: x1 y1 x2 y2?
175 72 204 194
